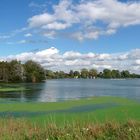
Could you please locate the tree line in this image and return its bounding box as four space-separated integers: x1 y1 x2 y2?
0 60 140 83
46 68 140 79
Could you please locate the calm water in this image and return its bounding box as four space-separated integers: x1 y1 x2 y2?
0 79 140 102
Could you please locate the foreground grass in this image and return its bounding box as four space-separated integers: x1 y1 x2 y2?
0 119 139 140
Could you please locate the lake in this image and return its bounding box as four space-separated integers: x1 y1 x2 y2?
0 79 140 102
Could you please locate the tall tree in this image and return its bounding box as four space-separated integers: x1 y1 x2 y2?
81 68 89 79
24 60 45 82
0 61 9 82
69 70 74 78
74 71 81 78
103 69 112 78
111 70 121 79
46 70 55 79
121 70 130 78
9 60 25 82
89 69 98 79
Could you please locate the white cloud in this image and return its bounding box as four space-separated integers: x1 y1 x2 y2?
135 60 140 65
71 31 100 41
16 39 48 44
1 47 140 73
42 22 71 30
24 33 32 37
63 51 82 60
28 13 55 28
43 31 56 39
27 0 140 40
18 40 27 44
65 59 91 66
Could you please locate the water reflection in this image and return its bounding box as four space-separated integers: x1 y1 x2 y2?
0 79 140 102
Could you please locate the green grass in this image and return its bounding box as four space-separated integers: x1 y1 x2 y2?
0 96 139 125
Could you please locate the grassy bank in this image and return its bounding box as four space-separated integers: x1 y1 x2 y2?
0 119 139 140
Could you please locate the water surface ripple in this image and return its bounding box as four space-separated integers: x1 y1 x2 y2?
0 79 140 102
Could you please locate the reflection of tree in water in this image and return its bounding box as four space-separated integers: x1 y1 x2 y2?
20 83 46 102
0 83 46 102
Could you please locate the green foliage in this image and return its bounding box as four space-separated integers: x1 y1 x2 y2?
74 71 81 78
81 68 89 78
103 69 112 78
0 60 24 82
9 60 25 82
111 70 121 78
89 69 98 79
24 60 45 82
0 60 45 83
46 70 56 79
121 70 130 78
69 70 74 78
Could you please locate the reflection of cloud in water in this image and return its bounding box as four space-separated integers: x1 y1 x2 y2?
38 79 140 102
38 87 57 102
20 91 26 102
38 80 83 102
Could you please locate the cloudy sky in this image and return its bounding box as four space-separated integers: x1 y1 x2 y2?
0 0 140 73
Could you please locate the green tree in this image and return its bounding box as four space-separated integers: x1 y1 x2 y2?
98 72 103 78
121 70 130 78
111 70 121 79
58 71 66 78
46 70 56 79
103 69 112 78
73 71 80 78
89 69 98 79
0 61 9 82
81 68 89 79
69 70 74 78
24 60 45 82
9 60 25 82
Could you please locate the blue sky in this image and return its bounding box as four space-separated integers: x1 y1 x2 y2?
0 0 140 73
0 0 140 55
